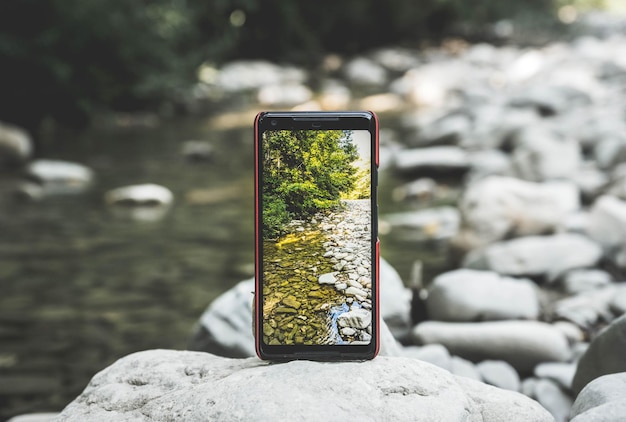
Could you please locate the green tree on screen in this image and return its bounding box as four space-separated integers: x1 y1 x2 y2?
262 130 358 238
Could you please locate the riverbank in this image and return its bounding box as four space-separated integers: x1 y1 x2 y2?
261 199 373 345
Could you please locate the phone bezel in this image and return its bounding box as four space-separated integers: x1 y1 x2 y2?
254 111 379 361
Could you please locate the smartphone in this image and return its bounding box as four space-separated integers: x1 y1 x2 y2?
254 111 379 361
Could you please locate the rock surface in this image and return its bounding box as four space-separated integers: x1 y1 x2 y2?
55 349 553 421
572 314 626 395
412 320 571 372
570 372 626 422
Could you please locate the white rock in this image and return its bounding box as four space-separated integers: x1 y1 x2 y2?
56 350 553 421
25 159 94 196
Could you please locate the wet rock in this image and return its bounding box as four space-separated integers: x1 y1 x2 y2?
105 183 174 222
0 121 32 166
476 360 520 392
570 372 626 422
457 175 580 248
412 320 571 372
337 308 371 330
425 269 539 322
23 159 94 196
463 233 602 281
56 350 554 421
318 272 338 285
572 314 626 395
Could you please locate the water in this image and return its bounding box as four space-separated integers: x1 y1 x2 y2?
0 114 256 418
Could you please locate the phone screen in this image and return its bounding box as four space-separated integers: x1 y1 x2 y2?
255 112 378 359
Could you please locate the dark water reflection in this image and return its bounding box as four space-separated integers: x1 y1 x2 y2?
0 115 255 417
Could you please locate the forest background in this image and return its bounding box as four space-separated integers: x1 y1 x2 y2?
1 0 622 137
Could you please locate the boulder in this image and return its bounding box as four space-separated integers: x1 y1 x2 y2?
572 314 626 395
55 350 553 421
570 372 626 421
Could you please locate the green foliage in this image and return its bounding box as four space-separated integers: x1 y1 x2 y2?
262 130 359 238
0 0 203 130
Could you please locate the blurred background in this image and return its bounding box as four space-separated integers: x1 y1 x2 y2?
1 0 626 420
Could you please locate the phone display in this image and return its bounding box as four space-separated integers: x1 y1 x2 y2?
254 111 379 360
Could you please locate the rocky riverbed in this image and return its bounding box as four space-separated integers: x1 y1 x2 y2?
262 199 373 345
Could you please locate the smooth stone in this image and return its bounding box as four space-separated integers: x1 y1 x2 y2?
572 313 626 395
105 183 174 221
56 350 553 421
550 285 624 330
463 233 603 280
586 195 626 268
570 372 626 421
450 356 482 381
476 360 521 392
457 175 580 249
534 378 574 422
559 268 612 294
25 159 94 196
392 146 471 175
400 344 452 371
534 362 577 391
318 272 338 285
379 206 460 241
425 269 539 322
412 320 571 372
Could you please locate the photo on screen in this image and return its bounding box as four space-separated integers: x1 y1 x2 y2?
261 129 372 346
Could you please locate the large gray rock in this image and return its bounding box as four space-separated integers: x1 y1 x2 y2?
570 372 626 422
412 320 571 372
463 233 603 280
572 314 626 395
425 269 540 322
55 350 553 421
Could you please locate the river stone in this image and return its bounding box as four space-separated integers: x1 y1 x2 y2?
463 233 603 280
337 308 371 329
392 146 471 176
550 285 625 330
559 268 612 294
0 121 32 165
25 159 94 196
189 278 256 358
55 350 553 421
318 272 338 285
533 378 574 422
411 320 571 372
570 372 626 421
7 414 60 422
425 269 539 322
457 175 580 248
586 195 626 268
535 362 577 391
476 360 520 392
572 313 626 395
